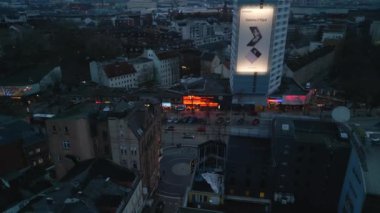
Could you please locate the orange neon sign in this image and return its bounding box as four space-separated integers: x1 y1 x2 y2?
182 96 219 107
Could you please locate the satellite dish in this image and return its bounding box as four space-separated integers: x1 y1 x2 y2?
332 106 350 122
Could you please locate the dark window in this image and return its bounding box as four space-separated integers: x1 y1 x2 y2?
296 157 303 163
309 158 314 164
64 126 69 133
246 179 251 187
52 125 57 131
246 168 251 175
63 140 70 150
102 131 108 140
298 146 304 151
260 179 267 188
229 177 235 185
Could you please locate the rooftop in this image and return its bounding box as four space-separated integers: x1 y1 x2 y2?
0 116 44 146
157 51 179 60
128 57 152 64
273 117 350 147
103 61 136 78
49 103 97 120
0 167 53 212
178 207 223 213
170 76 230 95
269 77 308 97
24 158 138 212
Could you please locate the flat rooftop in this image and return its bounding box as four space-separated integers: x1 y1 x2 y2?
273 117 350 148
170 76 230 96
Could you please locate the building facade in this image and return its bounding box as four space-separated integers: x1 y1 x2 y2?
272 117 351 212
90 60 138 89
143 49 180 88
0 119 50 175
229 0 290 104
108 101 161 194
128 57 155 85
172 19 224 47
46 105 110 179
338 128 380 213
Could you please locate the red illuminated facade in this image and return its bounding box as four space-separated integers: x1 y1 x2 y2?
182 95 219 109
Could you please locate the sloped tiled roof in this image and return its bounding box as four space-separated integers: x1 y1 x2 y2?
103 62 136 78
157 51 178 60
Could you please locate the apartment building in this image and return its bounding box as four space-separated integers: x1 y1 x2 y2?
143 49 180 88
90 60 138 89
108 100 161 194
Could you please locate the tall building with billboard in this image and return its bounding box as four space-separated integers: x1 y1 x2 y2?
230 0 290 105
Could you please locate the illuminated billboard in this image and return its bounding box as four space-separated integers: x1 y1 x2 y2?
236 6 274 74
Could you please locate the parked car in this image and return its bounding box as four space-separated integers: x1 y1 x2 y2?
175 105 186 111
225 117 231 125
183 134 195 139
216 117 224 125
252 118 260 126
167 117 175 123
165 126 175 131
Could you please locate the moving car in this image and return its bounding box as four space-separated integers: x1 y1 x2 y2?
183 133 195 139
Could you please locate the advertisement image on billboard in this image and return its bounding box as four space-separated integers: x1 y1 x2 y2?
236 6 274 74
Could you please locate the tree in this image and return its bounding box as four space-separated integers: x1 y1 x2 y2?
329 26 380 115
85 35 123 61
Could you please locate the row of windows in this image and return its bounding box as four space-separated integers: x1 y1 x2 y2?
277 14 288 20
29 148 41 155
111 75 135 81
52 125 69 134
120 147 138 155
110 82 137 88
277 6 290 13
32 158 44 166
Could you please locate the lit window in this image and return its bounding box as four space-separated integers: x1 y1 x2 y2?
63 140 71 150
36 148 41 153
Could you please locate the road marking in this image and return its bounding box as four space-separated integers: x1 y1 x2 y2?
157 193 182 199
160 179 186 186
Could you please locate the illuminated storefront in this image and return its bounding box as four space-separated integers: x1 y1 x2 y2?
182 95 220 109
267 95 308 111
